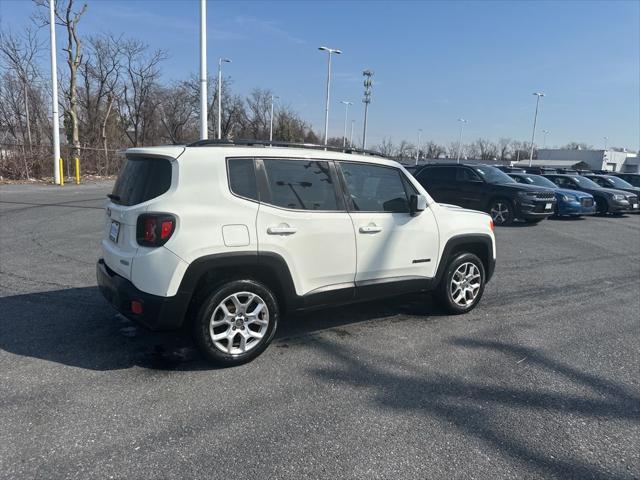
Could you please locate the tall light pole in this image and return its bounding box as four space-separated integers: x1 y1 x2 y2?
415 129 422 165
217 57 231 139
603 136 609 150
362 69 373 149
269 94 279 142
49 0 61 184
318 46 341 145
529 92 545 166
349 120 355 148
456 118 467 164
340 100 353 147
199 0 207 140
542 129 550 148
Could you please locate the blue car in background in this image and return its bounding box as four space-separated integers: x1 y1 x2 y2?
508 173 596 217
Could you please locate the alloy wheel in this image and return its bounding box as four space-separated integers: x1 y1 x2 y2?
209 292 270 355
490 202 510 224
450 262 482 307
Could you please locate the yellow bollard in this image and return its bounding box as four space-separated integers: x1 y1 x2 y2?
74 157 80 184
59 158 64 186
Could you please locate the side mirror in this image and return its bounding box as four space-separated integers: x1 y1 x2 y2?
410 194 427 215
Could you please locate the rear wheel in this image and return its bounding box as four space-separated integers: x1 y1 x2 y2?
434 253 486 314
192 279 279 366
489 198 514 226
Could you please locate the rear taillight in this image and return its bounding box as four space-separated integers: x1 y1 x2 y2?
136 214 176 247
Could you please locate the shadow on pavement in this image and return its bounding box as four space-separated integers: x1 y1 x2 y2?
0 286 443 372
307 337 639 480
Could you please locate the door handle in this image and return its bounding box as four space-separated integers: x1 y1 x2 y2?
267 224 297 235
359 224 382 234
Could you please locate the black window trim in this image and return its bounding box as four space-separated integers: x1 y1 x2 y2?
336 160 415 214
255 156 347 213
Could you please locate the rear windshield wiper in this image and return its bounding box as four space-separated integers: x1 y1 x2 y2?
107 194 121 201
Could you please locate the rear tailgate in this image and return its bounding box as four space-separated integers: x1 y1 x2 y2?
102 153 178 280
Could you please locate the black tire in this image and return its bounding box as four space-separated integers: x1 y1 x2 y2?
489 198 514 226
192 279 279 366
434 252 486 315
595 197 609 215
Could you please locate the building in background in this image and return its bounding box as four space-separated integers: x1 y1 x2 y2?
534 148 639 173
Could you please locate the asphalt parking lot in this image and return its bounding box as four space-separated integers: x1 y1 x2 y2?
1 181 639 479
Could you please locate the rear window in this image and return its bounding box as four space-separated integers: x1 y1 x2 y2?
111 157 172 206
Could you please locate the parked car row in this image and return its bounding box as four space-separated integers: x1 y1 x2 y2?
410 163 639 225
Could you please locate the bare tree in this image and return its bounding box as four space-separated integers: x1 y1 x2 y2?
117 39 166 146
375 138 396 157
35 0 88 162
0 28 42 153
158 81 197 144
425 141 446 159
497 137 512 162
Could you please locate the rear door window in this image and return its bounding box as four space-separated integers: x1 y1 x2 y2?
416 166 456 183
262 159 339 211
111 157 172 206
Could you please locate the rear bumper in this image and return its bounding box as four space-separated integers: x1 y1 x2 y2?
97 259 189 331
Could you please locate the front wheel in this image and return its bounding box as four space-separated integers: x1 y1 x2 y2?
595 197 609 215
434 253 486 314
192 279 279 366
489 199 514 226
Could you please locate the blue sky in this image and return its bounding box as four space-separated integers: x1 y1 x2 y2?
2 0 639 150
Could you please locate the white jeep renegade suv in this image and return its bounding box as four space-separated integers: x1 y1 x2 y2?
97 141 496 366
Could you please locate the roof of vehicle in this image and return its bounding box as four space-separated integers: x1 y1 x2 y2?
418 162 498 168
123 140 401 166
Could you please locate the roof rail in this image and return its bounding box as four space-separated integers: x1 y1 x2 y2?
186 139 386 158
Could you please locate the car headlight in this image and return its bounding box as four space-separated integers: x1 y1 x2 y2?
561 194 577 202
613 194 625 201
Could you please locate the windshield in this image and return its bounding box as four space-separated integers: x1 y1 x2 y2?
572 176 602 189
604 176 633 189
473 165 515 184
517 174 557 189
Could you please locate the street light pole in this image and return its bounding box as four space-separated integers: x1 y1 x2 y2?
340 101 353 147
199 0 207 140
529 92 545 167
603 136 609 150
49 0 61 184
269 94 279 142
319 46 341 145
415 129 422 165
362 69 373 149
349 120 355 148
542 129 549 148
456 118 467 164
217 57 231 139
